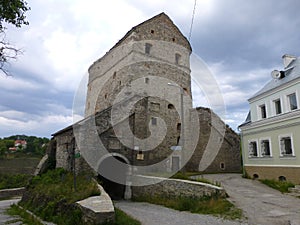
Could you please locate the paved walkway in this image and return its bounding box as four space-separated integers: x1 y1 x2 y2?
199 174 300 225
115 201 247 225
0 198 22 225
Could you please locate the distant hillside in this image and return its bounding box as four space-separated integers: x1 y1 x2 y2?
0 135 49 175
0 135 50 158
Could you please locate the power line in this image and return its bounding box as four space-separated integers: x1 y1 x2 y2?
188 0 197 42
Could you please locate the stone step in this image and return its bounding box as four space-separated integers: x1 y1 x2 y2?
288 185 300 195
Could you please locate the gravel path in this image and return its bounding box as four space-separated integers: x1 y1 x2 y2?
115 201 247 225
199 174 300 225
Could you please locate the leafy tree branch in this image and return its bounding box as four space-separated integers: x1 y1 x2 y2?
0 0 30 76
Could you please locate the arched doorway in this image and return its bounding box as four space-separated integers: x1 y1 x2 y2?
97 154 130 200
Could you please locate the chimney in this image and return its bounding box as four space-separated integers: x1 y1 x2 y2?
282 54 297 68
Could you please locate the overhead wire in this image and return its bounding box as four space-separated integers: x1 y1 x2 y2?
188 0 197 42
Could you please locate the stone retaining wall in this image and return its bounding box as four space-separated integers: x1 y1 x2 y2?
76 183 115 225
0 187 25 199
131 175 226 199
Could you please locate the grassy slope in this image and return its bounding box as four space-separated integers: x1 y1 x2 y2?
0 156 41 174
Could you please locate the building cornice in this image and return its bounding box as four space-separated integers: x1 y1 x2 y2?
244 164 300 168
240 109 300 134
248 76 300 103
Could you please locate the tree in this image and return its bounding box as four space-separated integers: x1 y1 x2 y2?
0 0 30 76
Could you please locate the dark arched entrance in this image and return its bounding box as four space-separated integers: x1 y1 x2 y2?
97 155 128 200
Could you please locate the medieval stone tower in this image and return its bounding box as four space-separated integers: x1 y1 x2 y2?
50 13 241 186
83 13 195 171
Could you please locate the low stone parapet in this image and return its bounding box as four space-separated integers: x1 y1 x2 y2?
0 187 25 199
132 175 226 199
76 184 115 224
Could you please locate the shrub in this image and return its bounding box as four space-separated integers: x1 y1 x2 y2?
0 173 31 189
20 169 100 225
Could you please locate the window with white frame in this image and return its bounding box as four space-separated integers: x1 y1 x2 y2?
273 99 282 115
260 139 271 157
259 104 267 119
279 135 294 156
248 140 258 157
288 93 298 110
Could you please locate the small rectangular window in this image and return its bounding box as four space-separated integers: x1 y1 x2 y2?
145 43 152 54
145 77 149 84
248 141 258 157
175 53 181 65
151 117 157 125
288 93 298 110
274 99 282 115
259 104 267 119
137 151 144 160
260 139 271 157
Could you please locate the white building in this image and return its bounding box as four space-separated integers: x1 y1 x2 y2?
239 54 300 184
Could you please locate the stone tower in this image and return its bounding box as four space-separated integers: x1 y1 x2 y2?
83 13 196 171
85 12 192 117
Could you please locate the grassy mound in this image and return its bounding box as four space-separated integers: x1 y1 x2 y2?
19 168 100 225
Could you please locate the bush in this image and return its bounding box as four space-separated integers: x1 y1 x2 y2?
20 169 100 225
0 173 31 189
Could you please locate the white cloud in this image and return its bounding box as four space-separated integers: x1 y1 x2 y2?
0 76 41 91
1 0 300 137
0 113 73 137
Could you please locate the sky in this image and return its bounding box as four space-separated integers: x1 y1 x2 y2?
1 0 300 138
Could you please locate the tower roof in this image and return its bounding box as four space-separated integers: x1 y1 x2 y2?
112 12 192 52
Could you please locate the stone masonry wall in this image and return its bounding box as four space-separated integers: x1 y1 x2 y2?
245 166 300 184
185 107 241 173
131 175 226 199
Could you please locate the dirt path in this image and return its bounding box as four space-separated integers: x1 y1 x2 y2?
199 174 300 225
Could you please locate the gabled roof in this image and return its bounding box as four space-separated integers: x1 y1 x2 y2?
238 111 251 129
52 94 143 137
249 57 300 101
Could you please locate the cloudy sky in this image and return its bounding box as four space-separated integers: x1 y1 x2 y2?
1 0 300 138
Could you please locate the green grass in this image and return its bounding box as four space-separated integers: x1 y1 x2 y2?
19 168 100 225
27 169 100 203
6 204 43 225
260 179 295 193
133 194 243 220
102 208 141 225
0 173 32 189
